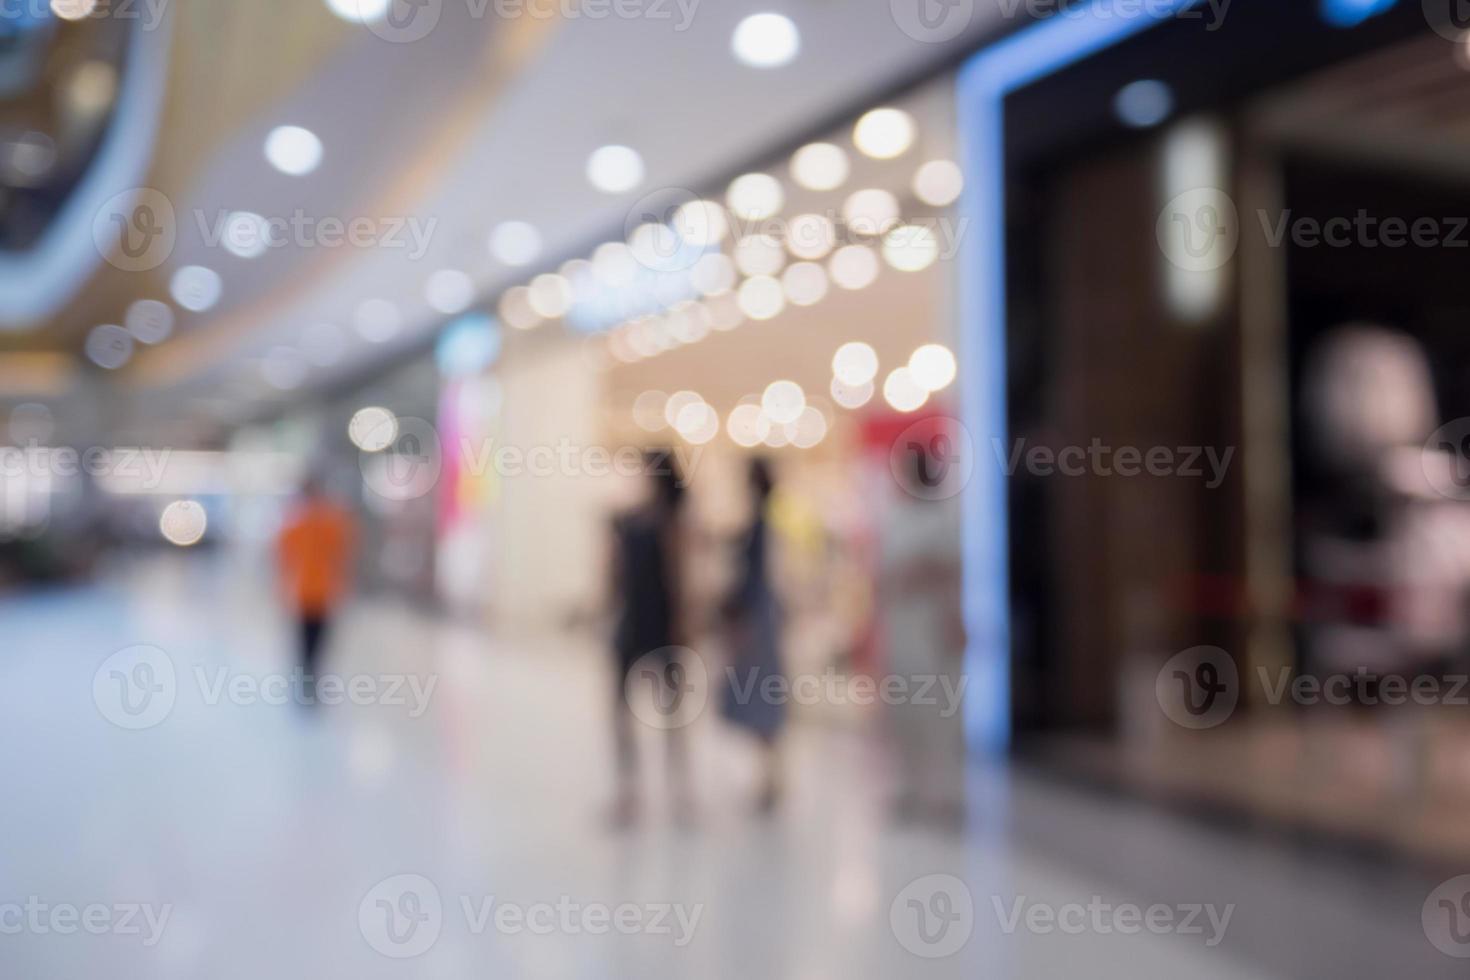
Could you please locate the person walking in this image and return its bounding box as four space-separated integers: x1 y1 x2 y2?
277 477 357 709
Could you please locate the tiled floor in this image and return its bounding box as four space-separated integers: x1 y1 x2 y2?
0 553 1461 978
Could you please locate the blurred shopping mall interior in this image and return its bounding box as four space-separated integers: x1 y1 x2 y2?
4 0 1470 976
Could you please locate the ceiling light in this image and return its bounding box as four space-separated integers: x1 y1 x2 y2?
853 108 917 160
732 13 800 69
664 390 704 429
832 342 878 386
913 160 964 207
425 269 476 315
222 211 270 259
882 225 940 272
727 403 771 448
727 173 785 221
909 343 957 392
498 286 542 330
674 402 720 445
734 234 787 277
781 262 829 306
85 324 133 370
264 125 323 177
586 145 644 194
349 406 398 452
489 221 541 267
883 366 928 412
831 377 875 410
791 142 849 191
842 188 901 236
354 298 402 343
325 0 390 23
829 245 880 290
124 300 174 345
762 380 805 426
159 500 207 547
737 276 786 320
1114 79 1174 129
673 200 729 247
786 213 836 260
170 266 223 312
527 273 573 319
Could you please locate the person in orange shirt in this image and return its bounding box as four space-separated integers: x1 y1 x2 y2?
277 478 357 706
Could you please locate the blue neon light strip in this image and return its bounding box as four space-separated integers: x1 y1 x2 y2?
956 0 1201 752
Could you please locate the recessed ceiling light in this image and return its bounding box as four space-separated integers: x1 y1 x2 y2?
170 266 223 312
913 160 964 207
726 173 785 221
489 221 541 267
853 108 917 160
732 13 800 69
425 269 476 315
791 142 849 191
1113 79 1174 129
325 0 390 23
85 324 133 370
354 298 401 342
264 125 323 177
586 145 644 194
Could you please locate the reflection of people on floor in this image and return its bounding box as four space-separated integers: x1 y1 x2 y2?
879 446 966 828
608 452 691 827
720 459 787 814
276 477 357 708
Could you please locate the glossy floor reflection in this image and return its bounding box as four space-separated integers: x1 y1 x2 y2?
0 555 1458 979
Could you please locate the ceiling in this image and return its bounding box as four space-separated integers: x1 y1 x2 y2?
1 0 1005 442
